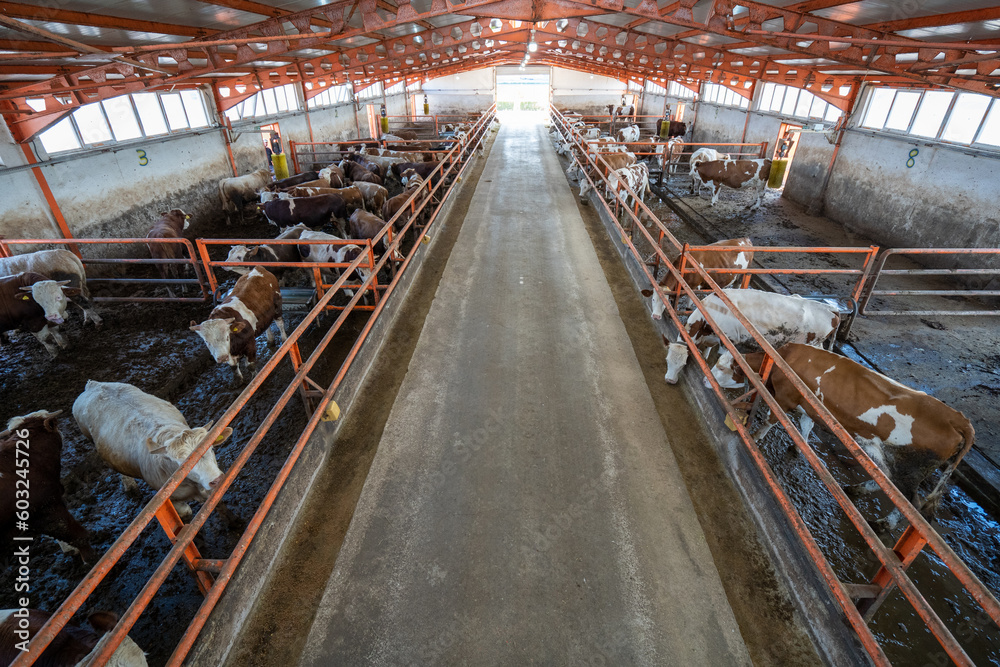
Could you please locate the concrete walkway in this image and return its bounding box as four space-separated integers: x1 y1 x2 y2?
297 118 751 666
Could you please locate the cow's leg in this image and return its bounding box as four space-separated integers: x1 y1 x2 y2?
44 502 95 562
275 317 288 341
172 501 194 521
50 327 68 349
266 324 276 347
796 406 815 443
32 326 60 357
231 359 244 384
710 184 720 206
753 412 779 441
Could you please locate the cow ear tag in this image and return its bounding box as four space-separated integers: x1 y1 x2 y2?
232 326 239 332
21 295 30 300
214 434 226 444
322 401 341 422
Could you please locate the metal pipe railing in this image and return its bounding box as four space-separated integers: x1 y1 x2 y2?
552 104 1000 665
11 104 496 667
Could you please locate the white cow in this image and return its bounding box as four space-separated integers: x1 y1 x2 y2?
73 380 231 519
259 190 291 203
219 168 272 224
662 289 841 384
689 148 731 194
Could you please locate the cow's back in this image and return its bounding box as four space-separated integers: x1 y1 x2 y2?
0 249 86 292
74 380 187 479
224 268 280 335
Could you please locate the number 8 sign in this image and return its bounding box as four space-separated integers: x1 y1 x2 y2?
906 148 918 168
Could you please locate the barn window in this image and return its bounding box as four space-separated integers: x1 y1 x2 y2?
942 93 990 144
133 93 169 136
975 101 1000 146
884 91 920 131
406 79 422 92
102 96 143 141
860 88 895 130
72 103 113 144
385 80 405 95
182 90 210 127
160 93 190 131
909 91 952 138
38 116 81 153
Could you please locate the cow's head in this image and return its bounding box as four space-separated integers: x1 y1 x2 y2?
160 208 190 230
224 246 250 275
190 318 250 366
711 350 745 389
664 340 690 384
3 409 63 438
148 420 232 498
20 279 74 324
640 287 668 320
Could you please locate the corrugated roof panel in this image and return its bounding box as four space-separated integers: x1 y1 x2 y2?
682 33 743 46
634 22 685 38
587 14 637 28
812 0 999 25
15 0 268 30
897 20 1000 41
13 20 190 47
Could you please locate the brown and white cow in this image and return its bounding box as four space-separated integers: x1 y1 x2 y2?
578 151 638 199
1 410 94 561
641 237 754 319
739 344 975 529
259 193 348 229
286 185 364 213
353 181 389 214
219 168 272 224
616 124 640 143
189 268 287 382
391 161 441 185
695 158 772 210
297 231 371 299
0 609 147 666
224 223 309 280
382 174 425 231
660 289 841 384
146 208 190 295
0 272 77 356
689 148 731 194
608 162 649 208
74 380 232 520
348 209 401 259
0 249 101 326
269 170 319 190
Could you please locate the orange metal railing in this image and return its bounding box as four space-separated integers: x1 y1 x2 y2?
859 247 1000 317
552 105 1000 666
11 104 495 667
0 237 210 303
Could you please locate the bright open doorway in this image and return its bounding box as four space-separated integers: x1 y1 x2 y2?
771 121 802 188
496 69 550 123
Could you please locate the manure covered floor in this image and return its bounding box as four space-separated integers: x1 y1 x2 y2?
295 118 751 665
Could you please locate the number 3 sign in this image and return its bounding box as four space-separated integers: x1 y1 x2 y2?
136 149 149 166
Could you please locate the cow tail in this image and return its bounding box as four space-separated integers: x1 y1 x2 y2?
925 419 976 509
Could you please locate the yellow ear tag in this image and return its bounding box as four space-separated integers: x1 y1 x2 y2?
214 434 226 444
322 401 341 422
231 326 239 332
22 295 30 300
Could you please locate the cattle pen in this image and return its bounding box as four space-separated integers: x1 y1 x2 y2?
4 3 1000 666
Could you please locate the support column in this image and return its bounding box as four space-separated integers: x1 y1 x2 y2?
19 143 78 253
211 83 238 177
808 86 860 216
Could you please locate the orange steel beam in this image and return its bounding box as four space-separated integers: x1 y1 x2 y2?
19 143 78 254
0 1 212 38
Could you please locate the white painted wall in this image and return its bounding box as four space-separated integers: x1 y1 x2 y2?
550 67 624 114
424 70 494 116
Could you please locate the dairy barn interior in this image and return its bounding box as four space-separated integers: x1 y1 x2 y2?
3 0 1000 665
